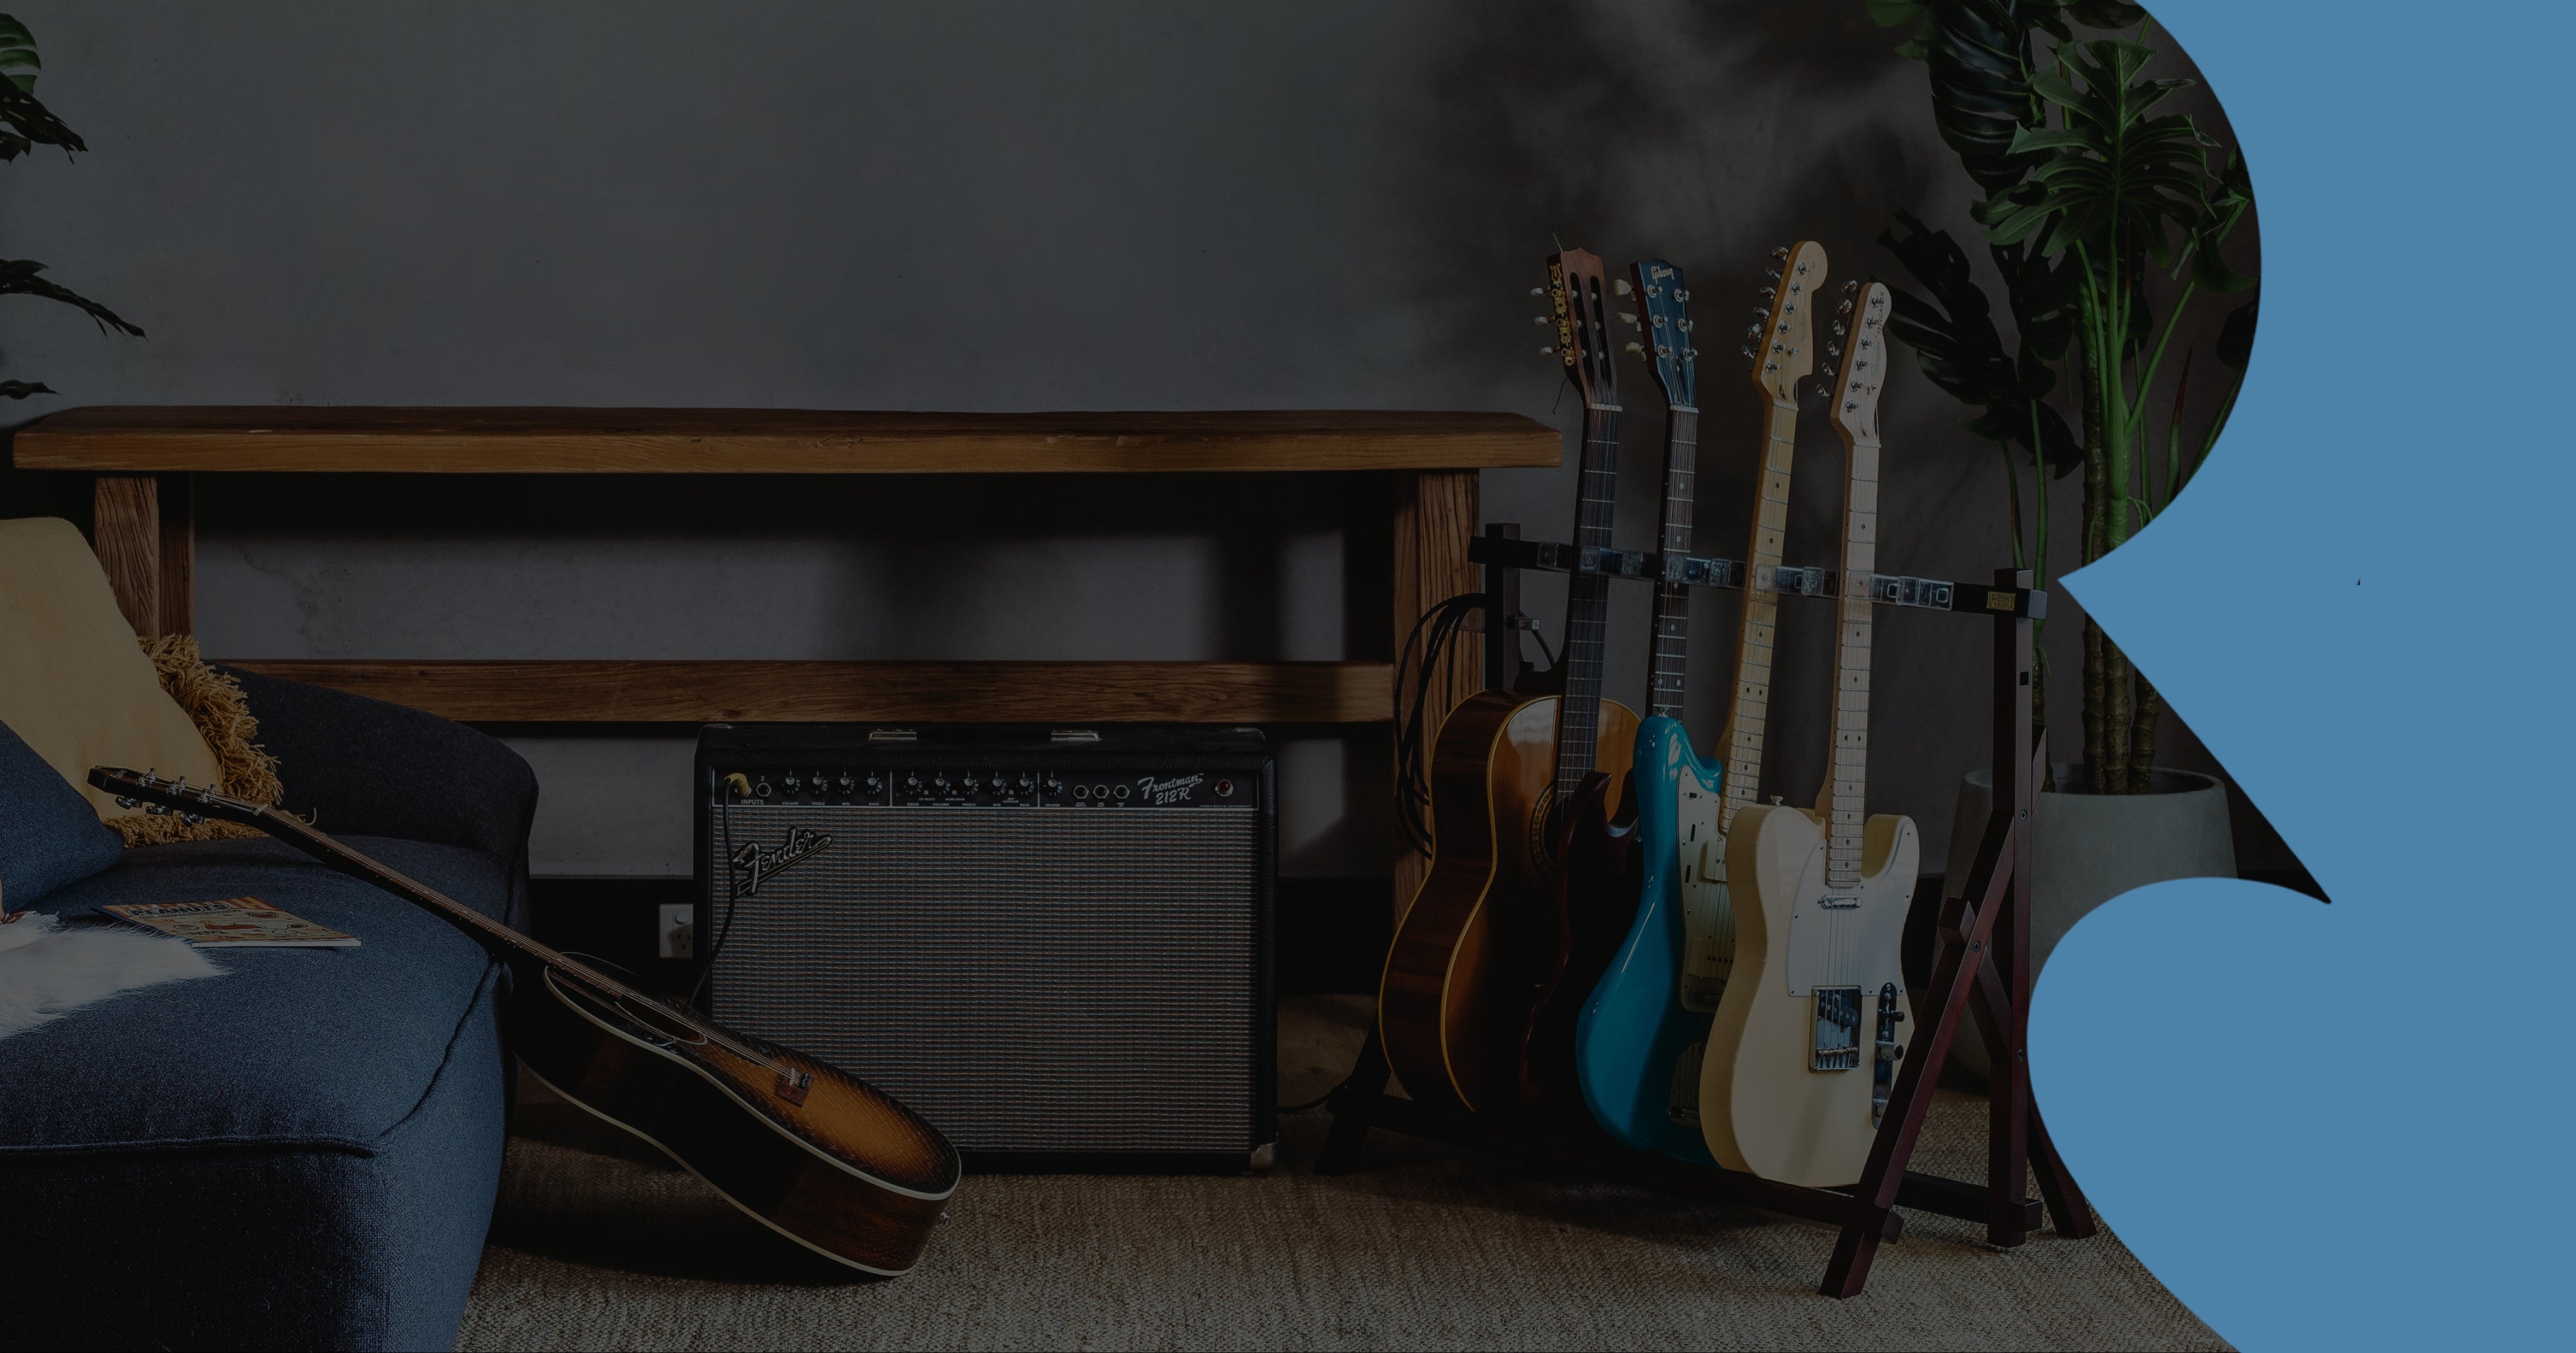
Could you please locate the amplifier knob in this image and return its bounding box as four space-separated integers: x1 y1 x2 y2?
934 776 951 791
866 773 883 792
838 774 855 792
784 774 802 791
905 774 920 788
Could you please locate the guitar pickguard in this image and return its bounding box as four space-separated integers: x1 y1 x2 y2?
1675 784 1731 1011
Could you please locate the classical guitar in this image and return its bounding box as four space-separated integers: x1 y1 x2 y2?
1574 243 1827 1161
1694 280 1923 1187
1377 246 1638 1114
90 765 962 1276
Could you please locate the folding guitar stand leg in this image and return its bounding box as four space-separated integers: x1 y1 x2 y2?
1322 568 2099 1298
1822 568 2093 1293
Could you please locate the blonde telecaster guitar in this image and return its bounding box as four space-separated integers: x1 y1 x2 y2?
1697 280 1922 1187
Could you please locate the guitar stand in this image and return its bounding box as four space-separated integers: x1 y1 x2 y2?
1320 558 2094 1298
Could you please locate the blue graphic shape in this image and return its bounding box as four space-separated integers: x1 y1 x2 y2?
2033 2 2575 1347
1574 715 1719 1163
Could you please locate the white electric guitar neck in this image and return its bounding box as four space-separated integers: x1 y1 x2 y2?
1697 281 1924 1187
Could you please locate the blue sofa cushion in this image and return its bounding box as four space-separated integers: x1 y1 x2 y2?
0 834 510 1154
0 717 123 908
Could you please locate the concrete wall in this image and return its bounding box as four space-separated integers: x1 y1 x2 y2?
0 2 2272 880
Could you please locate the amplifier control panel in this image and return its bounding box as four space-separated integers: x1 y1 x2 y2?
714 766 1258 809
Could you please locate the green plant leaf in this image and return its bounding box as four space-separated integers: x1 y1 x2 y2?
0 14 40 98
2215 295 2257 371
0 378 54 399
1868 0 1930 27
1879 212 2080 476
0 258 146 336
1987 38 2217 271
1912 0 2044 197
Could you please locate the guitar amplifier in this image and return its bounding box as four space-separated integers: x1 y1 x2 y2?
692 724 1275 1167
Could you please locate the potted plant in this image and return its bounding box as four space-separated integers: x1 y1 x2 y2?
1869 0 2255 1064
0 16 144 392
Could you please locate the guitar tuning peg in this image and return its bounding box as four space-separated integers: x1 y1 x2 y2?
1741 346 1757 360
1772 245 1790 258
1539 346 1556 355
1833 322 1848 335
1683 347 1698 359
1533 315 1550 324
1673 289 1690 301
1844 279 1860 293
1612 277 1633 295
115 795 137 808
1838 300 1855 314
1530 287 1545 297
1618 311 1639 326
1766 269 1783 282
1677 319 1692 332
1623 341 1645 355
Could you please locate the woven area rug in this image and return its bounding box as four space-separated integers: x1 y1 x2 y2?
457 998 2224 1352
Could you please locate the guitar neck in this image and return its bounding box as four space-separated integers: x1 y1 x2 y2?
1717 398 1798 829
1645 408 1699 721
1554 404 1621 799
251 805 637 1000
1822 428 1881 891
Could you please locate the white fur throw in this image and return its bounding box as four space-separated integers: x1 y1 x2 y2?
0 913 221 1040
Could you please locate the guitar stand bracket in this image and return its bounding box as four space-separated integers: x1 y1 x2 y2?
1334 561 2092 1299
1465 530 2046 618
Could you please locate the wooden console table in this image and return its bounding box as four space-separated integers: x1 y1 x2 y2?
13 406 1558 912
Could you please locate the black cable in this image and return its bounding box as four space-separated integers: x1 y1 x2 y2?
1392 590 1557 858
686 778 743 1009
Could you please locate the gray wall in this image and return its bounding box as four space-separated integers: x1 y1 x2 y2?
0 1 2272 880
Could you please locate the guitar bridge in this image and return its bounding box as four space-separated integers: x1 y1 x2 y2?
1811 985 1862 1071
775 1066 813 1106
1871 982 1906 1123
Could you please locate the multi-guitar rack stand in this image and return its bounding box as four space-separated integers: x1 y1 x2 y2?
1317 526 2094 1299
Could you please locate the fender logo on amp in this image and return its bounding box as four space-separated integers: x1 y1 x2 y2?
730 826 833 895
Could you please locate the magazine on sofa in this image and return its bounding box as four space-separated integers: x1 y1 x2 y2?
100 897 360 948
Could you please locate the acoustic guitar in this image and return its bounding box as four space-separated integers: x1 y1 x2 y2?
1694 280 1923 1187
1376 246 1638 1115
1574 243 1827 1161
91 764 962 1276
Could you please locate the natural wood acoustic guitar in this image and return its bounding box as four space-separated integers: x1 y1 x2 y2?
1694 281 1923 1186
91 764 962 1276
1376 246 1637 1115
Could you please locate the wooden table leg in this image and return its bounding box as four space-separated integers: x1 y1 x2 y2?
89 472 194 640
1389 469 1481 926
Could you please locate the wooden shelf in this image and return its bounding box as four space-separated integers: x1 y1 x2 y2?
14 407 1558 475
216 659 1394 724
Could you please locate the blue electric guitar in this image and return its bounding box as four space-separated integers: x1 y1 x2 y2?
1574 243 1827 1159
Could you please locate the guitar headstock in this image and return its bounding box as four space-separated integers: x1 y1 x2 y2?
1541 247 1620 408
1825 280 1893 443
1629 258 1696 410
87 766 266 829
1741 240 1827 406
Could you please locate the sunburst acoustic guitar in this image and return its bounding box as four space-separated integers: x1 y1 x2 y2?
1573 243 1827 1161
91 765 962 1275
1695 280 1923 1186
1377 246 1638 1115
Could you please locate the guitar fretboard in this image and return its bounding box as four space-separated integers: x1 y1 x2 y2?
1824 428 1879 890
1555 406 1621 800
1645 408 1699 721
1717 399 1797 831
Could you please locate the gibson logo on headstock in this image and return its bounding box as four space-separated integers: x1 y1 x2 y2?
730 826 833 895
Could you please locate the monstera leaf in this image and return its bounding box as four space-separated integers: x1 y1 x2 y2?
1879 212 2081 474
0 14 77 162
1979 38 2220 269
0 259 143 337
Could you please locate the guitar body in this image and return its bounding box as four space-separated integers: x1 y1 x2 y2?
1574 715 1725 1161
509 962 960 1275
1516 768 1638 1123
1379 689 1636 1112
89 762 963 1277
1697 803 1919 1186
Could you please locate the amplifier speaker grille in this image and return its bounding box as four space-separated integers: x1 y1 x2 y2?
706 804 1263 1154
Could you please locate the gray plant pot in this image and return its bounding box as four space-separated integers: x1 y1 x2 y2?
1940 763 2235 1083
